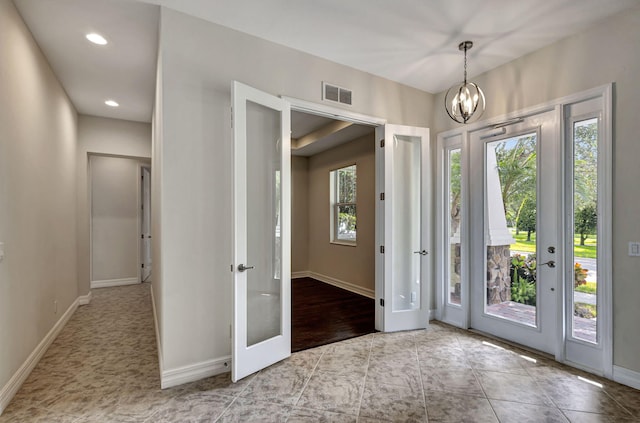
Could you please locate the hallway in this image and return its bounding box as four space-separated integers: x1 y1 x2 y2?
1 284 639 422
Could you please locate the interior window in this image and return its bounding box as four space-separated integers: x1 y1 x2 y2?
330 164 357 244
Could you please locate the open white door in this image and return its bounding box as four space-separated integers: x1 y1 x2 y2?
232 81 291 382
141 166 152 281
376 124 430 332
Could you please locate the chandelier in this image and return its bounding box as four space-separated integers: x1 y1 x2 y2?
445 41 486 124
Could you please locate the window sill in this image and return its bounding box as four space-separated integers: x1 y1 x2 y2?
330 240 357 247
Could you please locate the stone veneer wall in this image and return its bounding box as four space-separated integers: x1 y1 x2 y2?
487 245 512 305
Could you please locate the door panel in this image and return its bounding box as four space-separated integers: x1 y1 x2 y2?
376 124 430 332
469 110 560 356
141 167 152 281
232 81 291 382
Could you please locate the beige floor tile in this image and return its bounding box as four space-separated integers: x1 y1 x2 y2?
420 367 485 397
476 370 555 406
296 370 365 415
287 407 358 422
490 399 569 422
216 397 292 422
425 390 498 422
359 382 426 422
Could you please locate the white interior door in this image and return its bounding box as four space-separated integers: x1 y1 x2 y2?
469 109 560 356
141 166 152 281
232 81 291 382
375 124 430 332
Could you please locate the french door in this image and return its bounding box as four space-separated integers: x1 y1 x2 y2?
469 109 561 356
375 124 431 332
231 81 291 382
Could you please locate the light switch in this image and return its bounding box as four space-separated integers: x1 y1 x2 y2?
629 242 640 257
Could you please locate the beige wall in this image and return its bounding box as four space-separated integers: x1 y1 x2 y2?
433 6 640 374
77 116 151 295
0 0 78 404
157 7 433 373
90 156 142 283
291 156 309 273
306 134 376 291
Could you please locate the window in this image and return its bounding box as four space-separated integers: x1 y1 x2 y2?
330 165 357 244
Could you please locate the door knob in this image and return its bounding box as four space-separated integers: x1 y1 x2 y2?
539 260 556 268
413 250 428 256
237 264 255 272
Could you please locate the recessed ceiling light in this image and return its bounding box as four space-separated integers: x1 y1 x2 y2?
105 100 119 107
86 33 108 45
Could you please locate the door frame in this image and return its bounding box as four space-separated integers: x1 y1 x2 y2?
282 97 395 332
435 84 613 377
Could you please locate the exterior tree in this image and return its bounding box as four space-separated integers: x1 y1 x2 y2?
575 203 597 246
517 196 536 241
494 136 537 228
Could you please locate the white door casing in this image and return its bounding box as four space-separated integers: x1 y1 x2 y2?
232 81 291 382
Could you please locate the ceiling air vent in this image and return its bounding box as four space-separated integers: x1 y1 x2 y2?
322 82 352 106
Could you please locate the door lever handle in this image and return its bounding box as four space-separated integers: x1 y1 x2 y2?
237 264 255 272
539 260 556 268
413 250 428 256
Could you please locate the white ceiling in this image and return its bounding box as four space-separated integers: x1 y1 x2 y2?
13 0 640 123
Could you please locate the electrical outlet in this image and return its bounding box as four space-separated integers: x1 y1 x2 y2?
411 291 417 303
53 300 58 314
0 242 4 263
629 242 640 257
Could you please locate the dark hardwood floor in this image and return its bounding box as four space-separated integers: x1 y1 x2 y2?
292 277 375 352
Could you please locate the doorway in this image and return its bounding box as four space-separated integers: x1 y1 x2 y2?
436 85 613 377
231 82 432 381
290 110 377 351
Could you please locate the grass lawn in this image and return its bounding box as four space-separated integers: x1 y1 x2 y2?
509 229 597 259
575 281 597 294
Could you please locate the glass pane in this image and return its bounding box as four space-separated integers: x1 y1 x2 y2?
246 100 282 347
447 148 462 305
392 135 421 312
484 134 538 327
572 118 598 343
337 204 356 241
338 165 356 203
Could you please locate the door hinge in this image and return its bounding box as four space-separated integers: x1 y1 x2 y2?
380 298 385 307
380 192 385 201
380 245 385 254
141 264 144 268
380 139 385 148
230 264 234 272
141 234 144 239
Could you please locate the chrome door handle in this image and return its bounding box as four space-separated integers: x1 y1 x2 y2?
540 260 556 268
237 264 254 272
413 250 428 256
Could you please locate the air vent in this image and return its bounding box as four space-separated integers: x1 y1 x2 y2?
322 82 352 106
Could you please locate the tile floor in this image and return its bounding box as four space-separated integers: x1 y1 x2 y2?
1 283 639 422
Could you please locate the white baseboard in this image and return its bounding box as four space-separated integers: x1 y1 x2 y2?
613 365 640 390
161 357 231 389
78 291 92 306
291 271 310 279
91 277 138 289
0 298 78 415
150 286 164 384
306 271 375 299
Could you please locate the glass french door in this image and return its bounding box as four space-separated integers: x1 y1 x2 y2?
469 110 561 356
232 81 291 382
375 124 430 332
